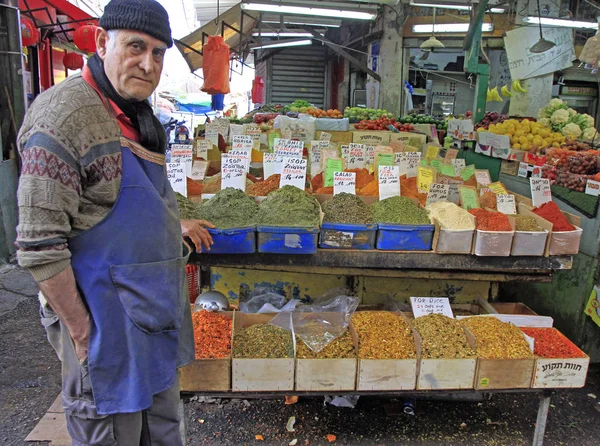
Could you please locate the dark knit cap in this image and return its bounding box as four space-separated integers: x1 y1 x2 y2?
100 0 173 48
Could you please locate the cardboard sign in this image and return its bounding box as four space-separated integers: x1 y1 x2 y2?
340 144 350 160
430 159 443 172
585 179 600 196
229 148 251 174
242 124 262 150
518 162 529 178
221 154 246 191
365 145 376 171
497 194 517 215
377 153 394 167
229 124 243 141
319 140 331 150
479 187 493 196
445 148 459 160
325 158 344 187
280 157 307 190
417 165 436 193
378 165 401 200
263 152 278 179
206 129 219 148
452 158 466 175
396 152 422 178
334 171 356 195
170 144 193 175
410 297 454 319
310 146 322 175
320 132 332 142
189 160 209 181
232 135 253 150
321 148 340 172
448 184 460 205
440 164 456 177
166 162 187 197
348 143 367 169
195 140 211 159
459 186 480 210
460 164 476 181
425 144 440 161
274 138 304 152
426 183 450 207
475 169 492 187
530 178 552 207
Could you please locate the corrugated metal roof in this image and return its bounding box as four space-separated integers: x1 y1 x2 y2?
192 0 239 27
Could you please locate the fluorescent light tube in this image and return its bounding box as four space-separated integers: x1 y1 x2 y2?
523 17 598 29
241 3 376 20
410 2 505 13
251 39 313 50
412 23 494 33
252 32 314 38
262 19 341 28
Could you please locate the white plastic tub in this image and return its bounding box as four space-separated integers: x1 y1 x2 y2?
511 230 549 256
548 226 583 256
435 228 475 254
473 230 514 257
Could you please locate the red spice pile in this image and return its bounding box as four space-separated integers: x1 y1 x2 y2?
192 310 232 359
247 174 281 197
479 191 497 210
532 201 575 232
520 327 586 358
468 208 512 231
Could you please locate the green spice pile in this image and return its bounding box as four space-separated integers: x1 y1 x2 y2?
426 202 475 230
322 193 373 224
351 312 417 359
371 196 431 225
199 188 258 229
296 330 356 359
413 314 476 359
257 185 321 227
176 193 204 220
233 324 293 358
460 316 533 359
514 215 544 232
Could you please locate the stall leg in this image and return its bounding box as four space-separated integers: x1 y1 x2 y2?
532 390 552 446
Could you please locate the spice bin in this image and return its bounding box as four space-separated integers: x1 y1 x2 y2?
257 226 319 254
319 223 378 250
473 216 515 257
232 313 295 391
206 227 256 254
180 311 233 392
511 229 549 257
376 224 435 251
431 217 475 254
548 226 583 256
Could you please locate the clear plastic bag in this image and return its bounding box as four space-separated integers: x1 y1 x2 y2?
239 286 300 313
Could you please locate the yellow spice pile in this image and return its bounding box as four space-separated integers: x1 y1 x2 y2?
351 311 416 359
460 316 533 359
426 202 475 230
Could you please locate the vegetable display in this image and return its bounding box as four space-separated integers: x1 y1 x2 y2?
353 116 414 132
538 98 597 140
344 107 394 122
400 114 447 130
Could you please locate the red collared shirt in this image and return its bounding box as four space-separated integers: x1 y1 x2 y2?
82 66 141 143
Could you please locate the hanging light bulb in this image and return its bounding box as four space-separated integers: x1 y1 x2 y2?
530 0 556 54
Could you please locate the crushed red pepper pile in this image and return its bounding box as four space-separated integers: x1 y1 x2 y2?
468 208 512 231
532 201 576 232
192 310 232 359
520 327 586 358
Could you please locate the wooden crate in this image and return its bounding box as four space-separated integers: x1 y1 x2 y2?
232 313 295 392
474 358 535 390
180 311 233 392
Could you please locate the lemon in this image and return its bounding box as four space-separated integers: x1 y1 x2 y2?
519 136 529 145
527 134 535 142
512 143 521 149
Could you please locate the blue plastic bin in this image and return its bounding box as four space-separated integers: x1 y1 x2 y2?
376 224 435 251
257 226 319 254
205 226 256 254
319 222 378 250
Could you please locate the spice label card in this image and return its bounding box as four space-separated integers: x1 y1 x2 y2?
585 179 600 196
320 132 332 142
426 183 449 207
206 129 220 148
166 162 187 197
396 152 422 178
221 154 246 191
530 178 552 207
325 159 344 187
459 186 480 210
445 148 459 160
170 145 194 176
189 160 209 181
488 181 508 195
280 158 307 190
310 147 322 175
460 164 476 180
430 159 443 172
452 158 466 175
377 153 394 168
410 297 454 319
195 140 211 159
229 124 243 142
274 139 304 152
497 194 517 215
425 144 441 160
321 148 341 173
440 164 456 177
417 166 436 193
475 169 492 187
348 143 367 169
232 135 254 151
319 140 331 150
378 165 401 200
263 153 279 179
228 149 251 173
242 124 262 150
334 171 356 195
340 145 351 162
448 184 460 204
518 162 529 178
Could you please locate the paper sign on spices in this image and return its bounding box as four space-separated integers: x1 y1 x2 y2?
530 178 552 207
189 160 209 181
459 185 480 210
221 153 246 191
452 158 466 175
170 144 193 175
496 194 517 215
430 159 443 172
378 165 401 200
460 164 476 181
195 140 210 159
410 297 454 319
425 144 440 161
417 165 436 193
488 181 508 195
321 148 341 172
310 146 322 175
166 162 187 197
280 157 307 190
426 183 450 207
445 148 459 160
334 171 356 195
263 153 279 179
348 143 367 169
475 169 492 187
325 158 344 187
205 129 219 148
396 152 422 178
320 131 332 142
440 163 456 177
448 184 460 204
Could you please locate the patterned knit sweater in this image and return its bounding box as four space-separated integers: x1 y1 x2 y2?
17 74 123 282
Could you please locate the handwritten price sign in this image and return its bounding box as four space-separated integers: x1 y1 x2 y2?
279 157 307 190
166 162 187 196
221 154 246 191
334 171 356 195
530 178 552 207
378 165 401 200
348 143 366 169
410 297 454 318
426 183 450 207
497 194 517 215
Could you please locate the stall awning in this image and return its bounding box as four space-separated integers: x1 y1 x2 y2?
175 3 259 73
19 0 96 23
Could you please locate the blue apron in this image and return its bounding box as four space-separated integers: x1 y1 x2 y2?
69 138 194 415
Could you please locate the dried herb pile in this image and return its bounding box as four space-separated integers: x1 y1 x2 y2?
192 311 232 359
296 330 356 359
233 324 293 358
257 185 321 227
176 193 204 220
413 314 476 359
322 193 373 224
426 202 475 230
460 317 533 359
371 196 430 225
520 327 586 358
199 188 258 229
351 312 416 359
514 215 544 232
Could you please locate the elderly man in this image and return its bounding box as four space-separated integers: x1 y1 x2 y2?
16 0 211 444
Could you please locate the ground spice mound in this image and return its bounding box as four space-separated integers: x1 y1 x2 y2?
322 193 373 224
296 330 356 359
203 173 254 194
315 186 334 195
520 328 586 358
176 193 204 219
246 174 281 196
469 208 512 231
192 311 232 359
351 312 416 359
372 196 430 225
514 215 544 232
460 317 533 359
233 324 293 358
479 191 498 211
346 168 374 189
413 314 476 359
427 202 475 230
200 187 258 228
533 201 576 231
257 185 321 227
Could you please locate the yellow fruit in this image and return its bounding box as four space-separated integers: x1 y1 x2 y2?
511 136 518 145
552 141 561 147
513 143 522 149
519 136 529 145
532 136 543 146
522 143 531 151
477 127 486 132
489 123 496 131
527 134 535 142
522 119 531 124
515 130 524 138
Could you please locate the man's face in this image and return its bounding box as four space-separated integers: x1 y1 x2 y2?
96 28 167 101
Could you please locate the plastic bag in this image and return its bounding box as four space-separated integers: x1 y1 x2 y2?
239 286 300 313
201 36 230 95
273 114 316 144
270 295 359 353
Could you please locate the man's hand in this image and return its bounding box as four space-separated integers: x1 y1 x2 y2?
181 219 215 252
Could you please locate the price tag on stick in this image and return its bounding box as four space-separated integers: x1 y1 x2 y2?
459 186 480 210
333 171 356 195
497 194 517 215
426 183 450 207
410 297 454 318
530 178 552 207
189 160 209 181
166 162 187 196
378 165 401 200
263 153 278 179
280 157 307 190
195 140 210 159
221 154 246 191
348 143 367 169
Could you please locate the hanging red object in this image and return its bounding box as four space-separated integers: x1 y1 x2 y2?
251 76 264 104
63 52 84 70
20 17 40 47
74 25 98 53
201 36 230 95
